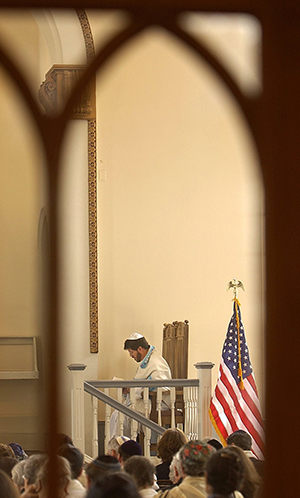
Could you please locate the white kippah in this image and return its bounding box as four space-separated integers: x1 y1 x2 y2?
127 333 144 340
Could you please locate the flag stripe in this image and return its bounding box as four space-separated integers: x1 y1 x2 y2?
209 301 265 459
220 362 264 436
219 365 265 456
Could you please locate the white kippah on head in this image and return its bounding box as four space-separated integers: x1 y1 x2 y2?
127 333 144 340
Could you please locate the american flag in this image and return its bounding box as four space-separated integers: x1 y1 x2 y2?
209 299 265 459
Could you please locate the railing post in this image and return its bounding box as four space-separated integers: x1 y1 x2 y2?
194 362 214 440
92 396 99 458
68 363 87 454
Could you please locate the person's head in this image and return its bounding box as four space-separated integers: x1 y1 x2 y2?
0 457 18 477
225 445 262 498
8 443 28 461
57 443 84 480
85 455 121 488
0 443 15 459
87 472 140 498
124 334 150 362
205 448 244 497
226 430 252 451
107 436 130 458
169 451 184 484
205 438 223 451
11 459 27 491
23 453 48 487
179 440 215 477
118 440 142 464
123 455 155 490
0 469 19 498
55 433 74 448
157 428 188 463
36 455 71 498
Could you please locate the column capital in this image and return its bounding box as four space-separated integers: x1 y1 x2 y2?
194 361 214 370
67 363 87 371
39 64 96 119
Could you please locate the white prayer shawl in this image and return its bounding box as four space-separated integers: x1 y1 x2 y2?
134 346 172 384
133 346 171 411
110 346 171 437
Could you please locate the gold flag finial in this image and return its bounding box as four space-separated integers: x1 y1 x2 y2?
226 278 245 300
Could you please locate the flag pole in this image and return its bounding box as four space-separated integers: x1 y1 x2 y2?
227 279 245 389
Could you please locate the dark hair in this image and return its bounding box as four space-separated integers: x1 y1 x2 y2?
86 455 121 483
124 337 149 351
207 438 223 451
157 428 188 463
57 443 83 479
87 472 140 498
225 446 261 498
226 430 252 451
206 448 244 496
0 444 15 459
0 457 18 477
118 440 142 462
124 455 155 489
55 433 74 448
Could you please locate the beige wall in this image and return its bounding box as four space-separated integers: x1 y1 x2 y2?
0 13 42 448
94 20 265 413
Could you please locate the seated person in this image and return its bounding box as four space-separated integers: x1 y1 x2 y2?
169 451 184 487
12 459 27 493
155 428 188 481
110 334 172 438
124 455 157 498
86 472 140 498
23 453 48 493
118 440 142 466
85 455 121 489
226 429 265 478
205 448 244 498
8 443 28 461
0 456 17 478
57 443 86 497
107 435 130 459
157 440 215 498
35 455 71 498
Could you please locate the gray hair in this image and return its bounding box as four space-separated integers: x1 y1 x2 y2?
107 436 129 454
169 451 183 484
11 460 26 489
23 454 48 485
36 456 71 490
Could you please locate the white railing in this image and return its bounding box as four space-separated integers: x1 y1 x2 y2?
68 362 214 459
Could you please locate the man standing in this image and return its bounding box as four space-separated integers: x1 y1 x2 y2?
110 333 172 437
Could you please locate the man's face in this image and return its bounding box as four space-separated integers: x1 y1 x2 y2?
127 347 143 362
